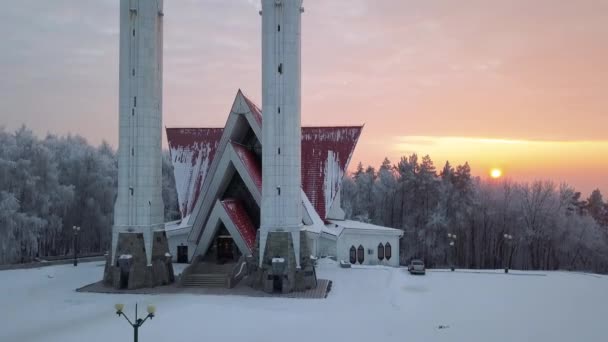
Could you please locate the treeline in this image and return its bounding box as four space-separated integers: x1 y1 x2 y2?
0 126 179 264
342 155 608 273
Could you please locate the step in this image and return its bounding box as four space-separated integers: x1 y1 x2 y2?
182 274 227 288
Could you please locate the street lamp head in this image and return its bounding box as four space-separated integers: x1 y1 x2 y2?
114 303 124 315
147 305 156 317
449 241 454 246
453 235 457 239
447 233 452 238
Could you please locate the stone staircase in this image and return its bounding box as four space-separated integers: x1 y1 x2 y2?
182 273 227 288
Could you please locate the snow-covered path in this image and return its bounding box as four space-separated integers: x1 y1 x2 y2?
1 260 607 342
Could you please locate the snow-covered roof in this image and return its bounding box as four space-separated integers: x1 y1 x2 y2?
327 220 403 236
164 218 192 235
166 90 362 222
166 128 223 218
305 220 401 238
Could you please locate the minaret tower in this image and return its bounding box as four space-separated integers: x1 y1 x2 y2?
259 0 303 265
255 0 315 293
105 0 173 289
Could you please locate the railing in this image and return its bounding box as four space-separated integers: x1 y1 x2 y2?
227 256 248 288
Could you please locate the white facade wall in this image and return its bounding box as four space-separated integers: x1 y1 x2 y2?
318 234 337 258
113 0 165 265
259 0 304 264
166 229 189 262
336 231 401 267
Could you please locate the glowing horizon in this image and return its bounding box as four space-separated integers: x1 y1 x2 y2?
348 135 608 196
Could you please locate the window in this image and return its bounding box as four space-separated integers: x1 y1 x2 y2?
131 108 134 116
378 243 385 260
385 242 392 260
349 246 356 264
277 186 281 196
129 187 134 196
357 245 364 264
278 25 280 32
278 147 281 155
278 106 280 114
131 148 134 156
132 29 135 36
134 96 137 107
278 63 283 74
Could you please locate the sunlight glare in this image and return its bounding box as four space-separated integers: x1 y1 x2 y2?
490 168 503 179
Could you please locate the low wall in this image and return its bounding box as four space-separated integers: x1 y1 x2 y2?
0 255 106 271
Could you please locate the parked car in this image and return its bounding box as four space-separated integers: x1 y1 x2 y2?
408 259 426 275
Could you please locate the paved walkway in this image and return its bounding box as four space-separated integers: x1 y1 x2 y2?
77 278 332 299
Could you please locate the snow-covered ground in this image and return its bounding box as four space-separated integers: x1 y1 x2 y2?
1 259 607 342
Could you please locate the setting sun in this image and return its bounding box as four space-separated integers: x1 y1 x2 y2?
490 168 503 179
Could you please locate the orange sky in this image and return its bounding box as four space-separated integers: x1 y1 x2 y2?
0 0 606 196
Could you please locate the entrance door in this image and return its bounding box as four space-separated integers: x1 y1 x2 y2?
177 245 188 263
216 236 234 262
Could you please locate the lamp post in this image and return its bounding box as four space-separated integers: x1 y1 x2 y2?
72 226 80 266
115 303 156 342
503 233 513 273
447 233 457 271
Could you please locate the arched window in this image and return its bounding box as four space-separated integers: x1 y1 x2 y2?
385 242 392 260
349 246 356 264
357 245 365 264
378 243 385 260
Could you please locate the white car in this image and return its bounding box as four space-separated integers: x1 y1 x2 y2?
408 259 426 275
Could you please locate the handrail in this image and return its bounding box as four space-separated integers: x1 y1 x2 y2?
234 260 247 279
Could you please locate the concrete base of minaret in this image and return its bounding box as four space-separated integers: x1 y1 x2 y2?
103 230 175 290
248 230 317 294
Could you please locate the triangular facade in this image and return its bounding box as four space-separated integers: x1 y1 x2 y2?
167 90 362 261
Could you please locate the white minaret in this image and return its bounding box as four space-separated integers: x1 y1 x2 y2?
259 0 304 267
112 0 164 266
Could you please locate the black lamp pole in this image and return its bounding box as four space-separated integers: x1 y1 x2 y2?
503 234 513 273
447 233 457 271
73 226 80 266
115 303 155 342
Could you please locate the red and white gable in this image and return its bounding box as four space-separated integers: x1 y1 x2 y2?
166 90 362 259
168 105 361 224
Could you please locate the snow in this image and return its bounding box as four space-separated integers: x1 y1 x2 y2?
1 262 608 342
118 254 132 259
272 257 285 263
328 219 403 234
323 150 342 215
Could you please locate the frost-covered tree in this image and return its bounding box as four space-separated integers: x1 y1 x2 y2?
342 155 608 273
0 126 180 264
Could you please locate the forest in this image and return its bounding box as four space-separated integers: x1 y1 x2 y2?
341 156 608 273
0 126 179 264
1 126 607 274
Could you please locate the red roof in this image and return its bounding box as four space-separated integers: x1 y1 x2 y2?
221 199 257 250
231 142 262 191
301 126 362 219
167 126 361 220
166 93 362 221
167 128 223 218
